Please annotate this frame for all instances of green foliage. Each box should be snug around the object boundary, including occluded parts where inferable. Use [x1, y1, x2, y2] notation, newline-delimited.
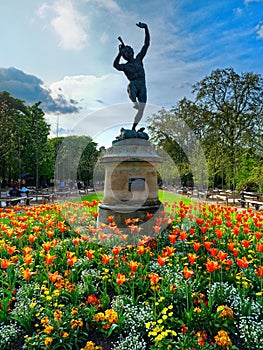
[147, 67, 263, 190]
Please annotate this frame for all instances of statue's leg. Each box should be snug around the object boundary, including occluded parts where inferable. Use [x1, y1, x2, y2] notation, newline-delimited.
[132, 103, 145, 130]
[127, 83, 139, 109]
[132, 86, 147, 130]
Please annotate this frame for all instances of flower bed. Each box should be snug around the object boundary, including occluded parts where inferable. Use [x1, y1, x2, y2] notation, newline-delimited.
[0, 200, 263, 349]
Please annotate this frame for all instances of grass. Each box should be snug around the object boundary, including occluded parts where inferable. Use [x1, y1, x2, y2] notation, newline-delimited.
[81, 189, 193, 208]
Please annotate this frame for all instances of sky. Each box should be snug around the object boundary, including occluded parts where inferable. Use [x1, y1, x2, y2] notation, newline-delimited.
[1, 0, 263, 147]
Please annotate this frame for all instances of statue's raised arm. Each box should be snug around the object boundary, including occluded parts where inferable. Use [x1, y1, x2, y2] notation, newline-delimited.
[136, 22, 150, 60]
[113, 22, 150, 132]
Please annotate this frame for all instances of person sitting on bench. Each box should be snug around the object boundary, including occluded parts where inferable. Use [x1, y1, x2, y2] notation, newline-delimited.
[6, 183, 22, 206]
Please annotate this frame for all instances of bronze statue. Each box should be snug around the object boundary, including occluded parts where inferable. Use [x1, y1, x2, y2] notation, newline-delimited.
[113, 22, 150, 131]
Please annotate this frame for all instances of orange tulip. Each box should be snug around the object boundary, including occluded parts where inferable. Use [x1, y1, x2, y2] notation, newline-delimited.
[217, 250, 228, 261]
[255, 232, 263, 240]
[67, 251, 77, 266]
[256, 242, 263, 252]
[22, 268, 35, 280]
[49, 271, 60, 283]
[183, 266, 194, 279]
[209, 248, 218, 257]
[7, 246, 17, 255]
[45, 254, 57, 266]
[85, 249, 95, 259]
[157, 255, 166, 266]
[148, 272, 161, 284]
[22, 246, 33, 255]
[179, 231, 188, 241]
[136, 245, 145, 255]
[162, 246, 175, 257]
[168, 234, 177, 244]
[205, 259, 220, 273]
[255, 266, 263, 278]
[227, 242, 236, 251]
[112, 246, 121, 255]
[204, 241, 213, 250]
[187, 253, 198, 264]
[237, 256, 249, 268]
[116, 273, 126, 285]
[1, 258, 12, 269]
[28, 234, 37, 243]
[129, 260, 139, 272]
[241, 240, 250, 249]
[43, 242, 52, 252]
[101, 254, 110, 265]
[24, 254, 33, 265]
[107, 215, 114, 223]
[193, 242, 202, 251]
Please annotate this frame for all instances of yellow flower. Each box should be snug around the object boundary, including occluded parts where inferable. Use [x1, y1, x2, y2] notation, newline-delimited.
[71, 307, 78, 315]
[215, 330, 232, 348]
[71, 319, 83, 328]
[154, 334, 163, 342]
[161, 307, 168, 314]
[44, 325, 54, 334]
[194, 307, 202, 313]
[41, 316, 50, 327]
[81, 341, 96, 350]
[217, 305, 234, 319]
[54, 309, 63, 321]
[44, 337, 53, 347]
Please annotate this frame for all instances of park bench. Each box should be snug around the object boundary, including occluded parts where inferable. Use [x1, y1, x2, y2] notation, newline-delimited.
[204, 189, 240, 206]
[0, 195, 31, 207]
[29, 190, 55, 204]
[238, 191, 263, 210]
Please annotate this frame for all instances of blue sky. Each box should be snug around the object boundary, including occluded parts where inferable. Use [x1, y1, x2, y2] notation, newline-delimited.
[1, 0, 263, 146]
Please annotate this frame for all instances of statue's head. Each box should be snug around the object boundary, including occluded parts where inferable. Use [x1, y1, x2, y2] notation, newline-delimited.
[121, 46, 134, 61]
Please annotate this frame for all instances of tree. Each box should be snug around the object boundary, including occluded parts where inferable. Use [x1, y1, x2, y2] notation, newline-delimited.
[0, 92, 50, 186]
[147, 68, 263, 189]
[54, 136, 99, 187]
[0, 92, 28, 181]
[193, 67, 263, 188]
[21, 102, 50, 188]
[147, 102, 208, 189]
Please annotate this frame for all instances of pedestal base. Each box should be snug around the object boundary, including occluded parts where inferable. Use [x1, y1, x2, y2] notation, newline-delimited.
[98, 201, 164, 234]
[97, 137, 164, 236]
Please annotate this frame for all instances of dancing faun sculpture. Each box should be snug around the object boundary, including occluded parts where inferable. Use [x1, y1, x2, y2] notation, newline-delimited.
[113, 22, 150, 132]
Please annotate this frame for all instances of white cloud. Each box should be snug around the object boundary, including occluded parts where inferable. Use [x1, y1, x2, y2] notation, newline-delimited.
[38, 0, 89, 51]
[49, 73, 127, 109]
[256, 24, 263, 38]
[233, 7, 243, 15]
[86, 0, 121, 11]
[46, 72, 162, 145]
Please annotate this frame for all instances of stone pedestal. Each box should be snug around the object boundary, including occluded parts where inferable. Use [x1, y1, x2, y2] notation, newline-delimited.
[98, 138, 163, 231]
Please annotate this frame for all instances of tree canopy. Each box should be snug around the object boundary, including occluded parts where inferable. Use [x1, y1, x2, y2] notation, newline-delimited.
[0, 91, 100, 188]
[147, 68, 263, 191]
